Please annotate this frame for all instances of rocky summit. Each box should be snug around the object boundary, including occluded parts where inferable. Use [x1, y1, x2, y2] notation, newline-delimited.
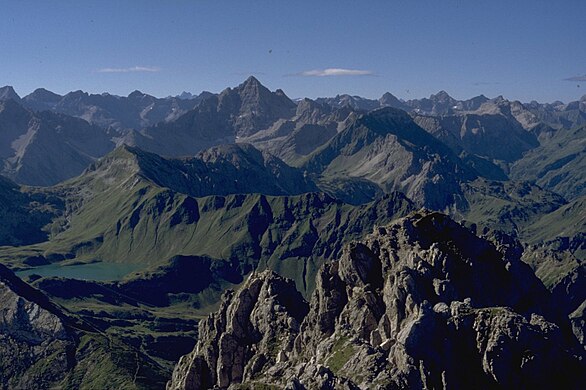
[168, 211, 584, 389]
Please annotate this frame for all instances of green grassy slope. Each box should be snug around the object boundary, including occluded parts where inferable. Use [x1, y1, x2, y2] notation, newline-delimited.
[1, 145, 415, 297]
[510, 125, 586, 200]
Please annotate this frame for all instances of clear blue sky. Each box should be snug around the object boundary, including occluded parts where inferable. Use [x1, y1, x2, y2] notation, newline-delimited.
[1, 0, 585, 103]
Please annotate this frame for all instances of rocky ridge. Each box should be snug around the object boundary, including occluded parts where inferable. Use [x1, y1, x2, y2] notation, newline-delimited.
[20, 88, 206, 131]
[168, 211, 584, 389]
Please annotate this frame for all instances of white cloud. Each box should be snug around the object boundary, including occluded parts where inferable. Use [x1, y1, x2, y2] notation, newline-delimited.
[293, 68, 374, 77]
[97, 66, 161, 73]
[564, 74, 586, 82]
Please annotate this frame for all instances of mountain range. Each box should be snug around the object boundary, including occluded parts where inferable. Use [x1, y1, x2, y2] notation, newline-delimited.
[0, 77, 584, 388]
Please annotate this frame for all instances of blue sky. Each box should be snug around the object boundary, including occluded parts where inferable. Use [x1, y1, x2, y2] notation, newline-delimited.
[1, 1, 585, 103]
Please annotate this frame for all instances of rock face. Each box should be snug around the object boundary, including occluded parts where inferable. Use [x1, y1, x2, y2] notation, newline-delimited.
[238, 98, 350, 167]
[168, 211, 584, 389]
[0, 264, 75, 389]
[168, 271, 308, 389]
[131, 77, 297, 156]
[413, 112, 539, 163]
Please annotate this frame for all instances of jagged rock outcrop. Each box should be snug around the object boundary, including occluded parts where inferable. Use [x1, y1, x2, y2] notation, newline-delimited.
[168, 211, 584, 389]
[0, 264, 75, 389]
[168, 271, 309, 389]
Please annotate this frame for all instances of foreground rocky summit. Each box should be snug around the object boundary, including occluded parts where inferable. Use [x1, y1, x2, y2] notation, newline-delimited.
[168, 211, 584, 389]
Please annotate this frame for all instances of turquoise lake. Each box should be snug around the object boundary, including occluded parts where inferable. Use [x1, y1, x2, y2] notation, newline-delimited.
[15, 262, 143, 281]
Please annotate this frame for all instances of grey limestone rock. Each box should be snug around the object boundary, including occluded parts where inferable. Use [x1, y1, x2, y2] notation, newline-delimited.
[168, 211, 584, 389]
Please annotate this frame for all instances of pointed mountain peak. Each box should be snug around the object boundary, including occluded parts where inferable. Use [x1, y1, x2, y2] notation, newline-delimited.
[379, 92, 407, 109]
[0, 86, 21, 102]
[236, 76, 271, 96]
[25, 88, 62, 101]
[381, 92, 398, 99]
[296, 97, 321, 109]
[243, 75, 262, 86]
[128, 90, 146, 99]
[431, 90, 454, 101]
[81, 143, 166, 184]
[177, 91, 196, 100]
[94, 143, 141, 163]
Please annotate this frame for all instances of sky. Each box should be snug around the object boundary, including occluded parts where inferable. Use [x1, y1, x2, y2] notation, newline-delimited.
[1, 0, 585, 103]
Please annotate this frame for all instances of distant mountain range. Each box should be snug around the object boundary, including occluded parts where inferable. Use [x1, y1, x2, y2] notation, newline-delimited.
[4, 86, 210, 130]
[1, 78, 584, 192]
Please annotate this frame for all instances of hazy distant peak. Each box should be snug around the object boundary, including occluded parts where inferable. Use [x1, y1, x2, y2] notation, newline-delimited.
[380, 92, 399, 99]
[128, 90, 146, 99]
[0, 86, 21, 102]
[379, 92, 408, 109]
[66, 90, 90, 99]
[366, 105, 412, 121]
[431, 90, 454, 101]
[274, 88, 287, 97]
[176, 91, 196, 100]
[296, 97, 323, 110]
[25, 88, 62, 101]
